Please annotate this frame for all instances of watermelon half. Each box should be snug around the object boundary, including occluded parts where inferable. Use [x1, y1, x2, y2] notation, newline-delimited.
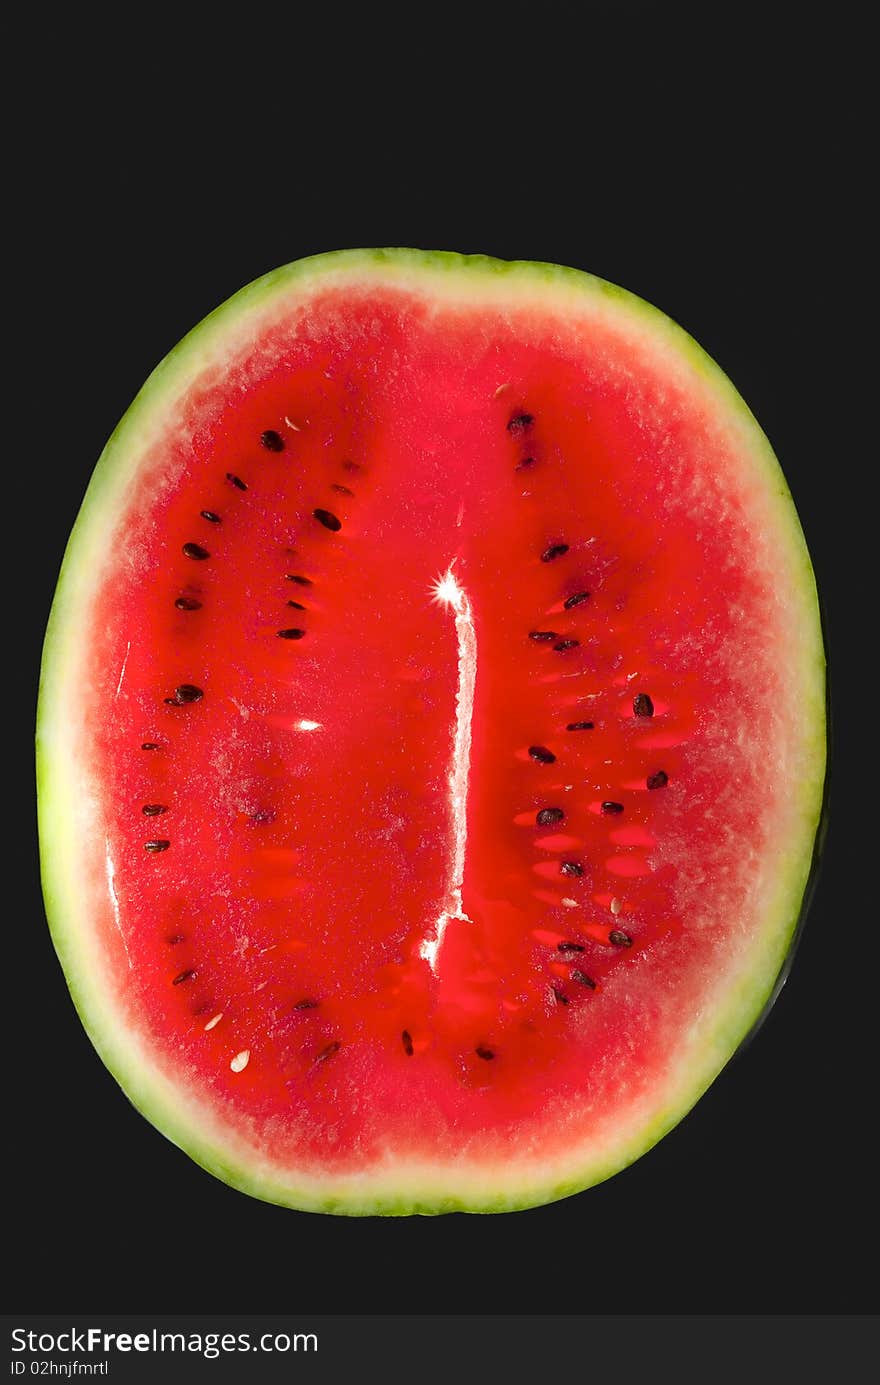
[37, 249, 825, 1215]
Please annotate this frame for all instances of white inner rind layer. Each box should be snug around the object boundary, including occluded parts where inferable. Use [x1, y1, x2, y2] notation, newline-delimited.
[36, 249, 826, 1214]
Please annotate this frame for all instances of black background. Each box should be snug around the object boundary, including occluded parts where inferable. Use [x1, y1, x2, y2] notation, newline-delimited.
[12, 4, 870, 1316]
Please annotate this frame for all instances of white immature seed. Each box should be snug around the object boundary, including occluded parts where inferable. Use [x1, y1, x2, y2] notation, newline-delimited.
[610, 897, 621, 915]
[230, 1049, 250, 1072]
[204, 1013, 223, 1031]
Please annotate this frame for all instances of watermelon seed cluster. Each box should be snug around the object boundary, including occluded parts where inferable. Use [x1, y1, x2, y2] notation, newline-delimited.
[149, 423, 356, 1070]
[516, 495, 675, 1012]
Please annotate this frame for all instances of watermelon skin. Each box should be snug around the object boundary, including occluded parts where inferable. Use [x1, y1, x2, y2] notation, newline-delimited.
[36, 249, 826, 1215]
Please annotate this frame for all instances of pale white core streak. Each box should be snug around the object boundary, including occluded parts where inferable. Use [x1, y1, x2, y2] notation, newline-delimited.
[105, 836, 132, 970]
[114, 641, 131, 700]
[421, 566, 476, 971]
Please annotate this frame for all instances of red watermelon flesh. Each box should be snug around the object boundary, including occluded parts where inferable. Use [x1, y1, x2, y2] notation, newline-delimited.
[37, 251, 825, 1213]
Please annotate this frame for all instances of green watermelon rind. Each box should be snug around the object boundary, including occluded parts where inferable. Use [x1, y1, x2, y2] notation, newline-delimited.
[36, 248, 826, 1215]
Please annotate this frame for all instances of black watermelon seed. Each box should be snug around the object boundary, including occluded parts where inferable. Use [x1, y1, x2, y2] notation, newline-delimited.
[183, 542, 210, 561]
[172, 968, 196, 985]
[476, 1046, 495, 1060]
[141, 742, 160, 750]
[557, 941, 585, 953]
[293, 998, 319, 1011]
[343, 459, 361, 472]
[551, 987, 570, 1005]
[174, 596, 202, 611]
[286, 574, 313, 586]
[142, 804, 167, 816]
[541, 543, 570, 562]
[332, 483, 354, 497]
[529, 630, 558, 642]
[200, 509, 221, 523]
[314, 508, 342, 531]
[610, 929, 633, 947]
[601, 801, 624, 815]
[553, 639, 580, 652]
[314, 1040, 341, 1064]
[174, 684, 203, 703]
[571, 969, 597, 989]
[226, 472, 248, 490]
[261, 429, 285, 452]
[145, 839, 170, 852]
[536, 807, 564, 826]
[647, 770, 669, 790]
[167, 934, 185, 945]
[560, 861, 584, 877]
[277, 628, 306, 640]
[401, 1029, 414, 1056]
[515, 456, 536, 470]
[566, 721, 594, 731]
[507, 412, 534, 433]
[528, 745, 556, 764]
[633, 693, 655, 718]
[564, 591, 591, 610]
[286, 600, 306, 610]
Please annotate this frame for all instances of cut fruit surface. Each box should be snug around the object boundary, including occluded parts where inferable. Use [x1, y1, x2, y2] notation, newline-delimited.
[37, 249, 825, 1214]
